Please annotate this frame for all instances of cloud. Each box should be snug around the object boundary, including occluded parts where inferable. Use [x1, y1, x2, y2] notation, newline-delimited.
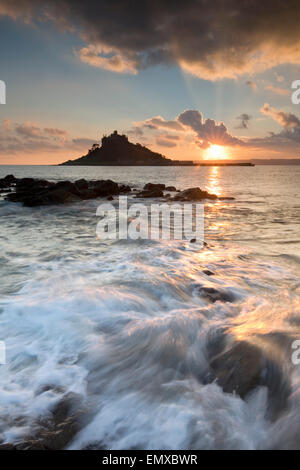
[2, 1, 300, 80]
[155, 138, 177, 148]
[44, 127, 68, 137]
[77, 44, 138, 75]
[178, 110, 244, 148]
[15, 122, 43, 139]
[3, 119, 11, 130]
[246, 81, 257, 91]
[236, 113, 252, 129]
[261, 103, 300, 128]
[137, 116, 184, 132]
[245, 104, 300, 151]
[0, 120, 96, 156]
[275, 72, 285, 83]
[265, 84, 289, 96]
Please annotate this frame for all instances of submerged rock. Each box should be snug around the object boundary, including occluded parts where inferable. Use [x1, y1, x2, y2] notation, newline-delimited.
[210, 341, 263, 398]
[203, 269, 215, 276]
[196, 286, 236, 303]
[208, 340, 291, 417]
[1, 392, 85, 450]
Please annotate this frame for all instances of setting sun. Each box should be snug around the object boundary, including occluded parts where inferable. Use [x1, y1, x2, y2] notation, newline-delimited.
[204, 144, 228, 160]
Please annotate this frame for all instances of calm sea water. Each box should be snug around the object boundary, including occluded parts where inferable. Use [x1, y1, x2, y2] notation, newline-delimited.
[0, 165, 299, 449]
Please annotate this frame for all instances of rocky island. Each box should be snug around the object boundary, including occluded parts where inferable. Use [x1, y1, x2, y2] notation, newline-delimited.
[60, 131, 177, 166]
[60, 130, 254, 167]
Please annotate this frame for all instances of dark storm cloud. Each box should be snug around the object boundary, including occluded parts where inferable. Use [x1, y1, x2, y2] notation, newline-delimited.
[236, 113, 252, 129]
[1, 0, 300, 79]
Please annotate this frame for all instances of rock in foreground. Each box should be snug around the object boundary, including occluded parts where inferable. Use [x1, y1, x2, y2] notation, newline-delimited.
[5, 177, 131, 207]
[173, 187, 218, 201]
[1, 175, 225, 207]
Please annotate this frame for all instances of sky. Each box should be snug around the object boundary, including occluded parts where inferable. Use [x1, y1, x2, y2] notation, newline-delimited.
[1, 0, 300, 164]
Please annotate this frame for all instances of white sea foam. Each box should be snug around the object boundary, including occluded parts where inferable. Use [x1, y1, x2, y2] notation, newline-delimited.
[0, 165, 299, 449]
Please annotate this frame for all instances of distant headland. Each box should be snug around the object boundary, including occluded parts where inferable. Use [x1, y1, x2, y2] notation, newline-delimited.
[60, 130, 254, 166]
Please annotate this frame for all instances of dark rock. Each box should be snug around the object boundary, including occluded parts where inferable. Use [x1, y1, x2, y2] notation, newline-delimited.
[52, 181, 80, 196]
[23, 189, 80, 207]
[136, 189, 164, 198]
[173, 187, 218, 201]
[78, 189, 97, 200]
[0, 188, 12, 194]
[196, 286, 235, 303]
[210, 341, 263, 398]
[4, 174, 16, 184]
[16, 440, 46, 450]
[51, 393, 82, 425]
[38, 417, 78, 450]
[190, 238, 196, 243]
[12, 393, 84, 450]
[119, 184, 131, 193]
[16, 178, 36, 190]
[165, 186, 176, 191]
[74, 179, 89, 190]
[0, 443, 15, 450]
[92, 179, 119, 196]
[143, 183, 165, 191]
[219, 196, 235, 200]
[209, 340, 291, 416]
[203, 269, 215, 276]
[107, 196, 114, 201]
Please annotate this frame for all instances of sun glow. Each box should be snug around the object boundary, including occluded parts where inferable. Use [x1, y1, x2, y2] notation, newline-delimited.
[204, 144, 228, 160]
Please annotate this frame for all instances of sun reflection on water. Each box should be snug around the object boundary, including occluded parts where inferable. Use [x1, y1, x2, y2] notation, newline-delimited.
[205, 166, 222, 196]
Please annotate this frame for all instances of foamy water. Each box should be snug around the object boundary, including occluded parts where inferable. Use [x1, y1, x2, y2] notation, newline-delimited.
[0, 165, 299, 449]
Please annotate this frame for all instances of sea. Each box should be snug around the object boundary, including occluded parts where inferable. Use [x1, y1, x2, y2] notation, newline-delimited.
[0, 164, 299, 449]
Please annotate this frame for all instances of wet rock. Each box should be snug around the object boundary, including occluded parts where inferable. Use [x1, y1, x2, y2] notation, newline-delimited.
[0, 188, 12, 194]
[74, 179, 89, 190]
[51, 181, 81, 196]
[196, 286, 235, 303]
[173, 187, 218, 201]
[0, 443, 15, 450]
[165, 186, 176, 191]
[143, 183, 165, 191]
[50, 392, 82, 425]
[210, 341, 263, 398]
[219, 196, 235, 200]
[4, 174, 16, 184]
[203, 269, 215, 276]
[77, 188, 98, 200]
[92, 179, 120, 196]
[119, 184, 131, 193]
[11, 393, 84, 450]
[209, 340, 291, 417]
[136, 189, 164, 198]
[16, 440, 46, 450]
[190, 238, 196, 243]
[26, 189, 80, 207]
[39, 417, 79, 450]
